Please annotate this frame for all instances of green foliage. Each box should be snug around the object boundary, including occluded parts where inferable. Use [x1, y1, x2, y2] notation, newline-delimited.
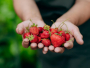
[0, 0, 37, 68]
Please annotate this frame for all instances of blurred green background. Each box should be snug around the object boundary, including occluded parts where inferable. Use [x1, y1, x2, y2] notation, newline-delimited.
[0, 0, 37, 68]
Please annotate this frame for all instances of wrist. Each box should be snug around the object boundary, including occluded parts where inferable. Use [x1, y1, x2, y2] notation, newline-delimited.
[56, 17, 78, 26]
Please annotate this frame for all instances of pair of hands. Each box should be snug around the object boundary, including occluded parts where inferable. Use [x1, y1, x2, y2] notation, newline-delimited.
[16, 20, 84, 54]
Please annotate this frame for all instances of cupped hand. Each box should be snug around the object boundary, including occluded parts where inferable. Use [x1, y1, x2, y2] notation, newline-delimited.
[48, 20, 84, 54]
[16, 20, 47, 52]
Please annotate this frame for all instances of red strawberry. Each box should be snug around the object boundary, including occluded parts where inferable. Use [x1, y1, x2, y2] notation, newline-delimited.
[40, 31, 49, 39]
[39, 33, 42, 37]
[29, 34, 38, 43]
[62, 36, 66, 43]
[50, 34, 65, 47]
[66, 33, 70, 41]
[43, 25, 50, 31]
[58, 31, 66, 38]
[29, 23, 39, 35]
[50, 28, 58, 35]
[38, 27, 43, 33]
[42, 39, 51, 47]
[55, 28, 58, 31]
[37, 37, 41, 43]
[23, 32, 31, 38]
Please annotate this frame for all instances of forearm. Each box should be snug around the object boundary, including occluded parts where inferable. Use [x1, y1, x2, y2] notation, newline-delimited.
[56, 0, 90, 26]
[13, 0, 42, 21]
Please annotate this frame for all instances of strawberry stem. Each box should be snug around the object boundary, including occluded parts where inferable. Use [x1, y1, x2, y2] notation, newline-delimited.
[30, 19, 33, 23]
[48, 30, 51, 36]
[26, 23, 30, 32]
[67, 38, 74, 42]
[58, 19, 68, 28]
[51, 20, 57, 28]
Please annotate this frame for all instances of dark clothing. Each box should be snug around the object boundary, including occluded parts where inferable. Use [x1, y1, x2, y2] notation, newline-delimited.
[35, 0, 90, 68]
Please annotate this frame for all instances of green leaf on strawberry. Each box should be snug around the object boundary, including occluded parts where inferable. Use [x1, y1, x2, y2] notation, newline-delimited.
[28, 34, 34, 41]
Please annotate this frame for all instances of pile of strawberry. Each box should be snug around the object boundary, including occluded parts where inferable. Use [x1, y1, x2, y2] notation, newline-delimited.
[24, 23, 70, 47]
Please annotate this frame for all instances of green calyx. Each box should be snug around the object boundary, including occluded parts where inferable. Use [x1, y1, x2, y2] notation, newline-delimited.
[30, 19, 38, 27]
[26, 35, 30, 41]
[59, 32, 62, 36]
[26, 34, 34, 41]
[55, 33, 58, 35]
[55, 32, 62, 36]
[44, 25, 50, 31]
[58, 28, 62, 32]
[65, 31, 69, 34]
[31, 23, 37, 27]
[41, 39, 47, 40]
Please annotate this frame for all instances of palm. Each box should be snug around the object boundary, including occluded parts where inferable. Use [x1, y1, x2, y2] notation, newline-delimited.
[16, 20, 45, 34]
[16, 20, 46, 49]
[51, 21, 83, 45]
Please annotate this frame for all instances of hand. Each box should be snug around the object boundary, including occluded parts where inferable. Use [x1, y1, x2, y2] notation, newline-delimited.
[16, 20, 46, 51]
[47, 20, 84, 54]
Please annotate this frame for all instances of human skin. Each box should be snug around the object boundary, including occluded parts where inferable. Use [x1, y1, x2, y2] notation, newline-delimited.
[13, 0, 90, 54]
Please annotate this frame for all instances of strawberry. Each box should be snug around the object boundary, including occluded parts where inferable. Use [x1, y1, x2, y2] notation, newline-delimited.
[29, 23, 39, 35]
[42, 39, 51, 47]
[39, 33, 42, 37]
[37, 37, 41, 43]
[40, 31, 49, 39]
[58, 31, 66, 38]
[43, 25, 50, 31]
[23, 32, 31, 38]
[55, 28, 58, 31]
[65, 33, 70, 41]
[50, 28, 58, 35]
[38, 27, 43, 33]
[28, 34, 38, 43]
[50, 34, 65, 47]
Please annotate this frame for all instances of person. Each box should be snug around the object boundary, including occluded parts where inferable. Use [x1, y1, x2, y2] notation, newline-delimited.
[13, 0, 90, 68]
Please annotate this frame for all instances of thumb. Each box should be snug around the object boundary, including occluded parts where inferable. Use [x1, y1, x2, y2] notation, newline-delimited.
[73, 27, 84, 45]
[16, 23, 24, 34]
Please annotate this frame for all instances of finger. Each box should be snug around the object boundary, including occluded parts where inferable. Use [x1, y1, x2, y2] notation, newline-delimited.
[30, 43, 38, 50]
[70, 34, 74, 42]
[64, 35, 74, 49]
[54, 47, 65, 53]
[38, 43, 44, 49]
[22, 38, 29, 48]
[49, 45, 54, 52]
[16, 23, 24, 34]
[73, 27, 84, 45]
[42, 47, 48, 54]
[64, 41, 73, 49]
